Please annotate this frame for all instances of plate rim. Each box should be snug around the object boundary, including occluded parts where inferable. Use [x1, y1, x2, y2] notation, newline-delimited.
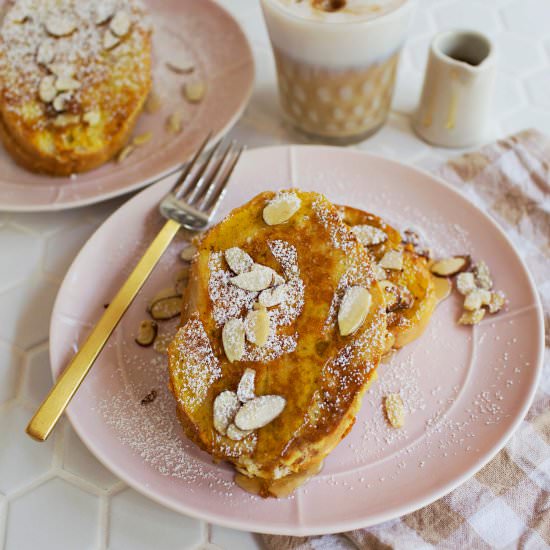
[0, 0, 254, 213]
[49, 145, 545, 535]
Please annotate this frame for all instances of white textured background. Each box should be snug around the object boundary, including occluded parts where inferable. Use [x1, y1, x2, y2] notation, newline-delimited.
[1, 0, 549, 548]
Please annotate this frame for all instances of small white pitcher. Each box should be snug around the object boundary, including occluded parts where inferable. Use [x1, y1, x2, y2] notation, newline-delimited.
[413, 30, 496, 148]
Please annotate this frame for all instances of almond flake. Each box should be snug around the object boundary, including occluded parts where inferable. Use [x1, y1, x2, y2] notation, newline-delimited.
[338, 286, 372, 336]
[83, 111, 101, 127]
[244, 306, 270, 347]
[259, 284, 288, 308]
[230, 265, 274, 292]
[384, 393, 405, 428]
[95, 2, 116, 25]
[458, 308, 485, 325]
[53, 113, 79, 127]
[488, 291, 505, 314]
[213, 390, 240, 435]
[222, 318, 245, 362]
[237, 368, 256, 403]
[351, 224, 387, 246]
[45, 16, 76, 37]
[103, 29, 120, 50]
[379, 250, 403, 271]
[110, 10, 131, 37]
[263, 192, 301, 226]
[464, 288, 491, 311]
[38, 76, 56, 103]
[184, 81, 206, 103]
[456, 272, 476, 295]
[226, 423, 252, 441]
[132, 132, 153, 146]
[180, 244, 197, 262]
[234, 395, 286, 431]
[431, 255, 470, 277]
[47, 63, 75, 78]
[117, 145, 134, 163]
[166, 60, 194, 74]
[225, 247, 254, 274]
[53, 92, 72, 112]
[55, 76, 81, 92]
[473, 260, 493, 290]
[372, 263, 386, 281]
[166, 111, 183, 134]
[11, 9, 30, 23]
[36, 41, 55, 65]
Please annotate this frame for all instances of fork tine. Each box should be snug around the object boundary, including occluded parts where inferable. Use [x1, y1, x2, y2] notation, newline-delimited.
[181, 139, 223, 203]
[204, 145, 244, 214]
[193, 142, 234, 209]
[171, 131, 212, 197]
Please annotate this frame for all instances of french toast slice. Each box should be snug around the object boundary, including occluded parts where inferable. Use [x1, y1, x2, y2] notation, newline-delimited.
[337, 205, 441, 349]
[0, 0, 152, 175]
[168, 190, 388, 497]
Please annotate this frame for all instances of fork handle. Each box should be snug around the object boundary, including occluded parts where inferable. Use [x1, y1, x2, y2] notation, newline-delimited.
[26, 219, 181, 442]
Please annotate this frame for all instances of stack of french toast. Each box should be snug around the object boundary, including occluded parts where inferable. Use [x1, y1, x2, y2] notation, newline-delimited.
[0, 0, 152, 175]
[167, 189, 450, 497]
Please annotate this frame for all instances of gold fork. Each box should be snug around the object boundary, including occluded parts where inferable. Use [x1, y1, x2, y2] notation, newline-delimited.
[26, 134, 244, 441]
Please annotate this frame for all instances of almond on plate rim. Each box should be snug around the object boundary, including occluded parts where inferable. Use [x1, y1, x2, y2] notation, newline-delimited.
[430, 255, 471, 277]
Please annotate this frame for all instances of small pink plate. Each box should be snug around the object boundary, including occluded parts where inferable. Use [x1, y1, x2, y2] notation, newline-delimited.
[50, 146, 544, 535]
[0, 0, 253, 212]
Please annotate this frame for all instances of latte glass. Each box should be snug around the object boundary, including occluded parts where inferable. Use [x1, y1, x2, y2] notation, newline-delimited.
[261, 0, 414, 143]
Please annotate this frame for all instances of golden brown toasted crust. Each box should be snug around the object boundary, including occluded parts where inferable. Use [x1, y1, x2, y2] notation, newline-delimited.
[0, 1, 152, 176]
[337, 205, 439, 349]
[168, 191, 388, 496]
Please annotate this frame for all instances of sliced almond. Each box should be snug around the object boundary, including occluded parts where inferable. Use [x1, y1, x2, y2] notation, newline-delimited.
[473, 260, 493, 290]
[430, 255, 470, 277]
[95, 2, 116, 24]
[117, 144, 134, 163]
[213, 390, 240, 435]
[259, 284, 288, 308]
[47, 63, 75, 78]
[458, 308, 485, 325]
[53, 113, 79, 127]
[145, 90, 162, 114]
[488, 291, 505, 314]
[351, 225, 387, 247]
[180, 244, 197, 262]
[166, 111, 182, 134]
[166, 60, 194, 74]
[244, 306, 270, 347]
[55, 76, 81, 92]
[110, 10, 131, 37]
[464, 288, 491, 311]
[83, 110, 101, 127]
[52, 92, 72, 112]
[230, 265, 274, 292]
[103, 29, 120, 50]
[262, 192, 301, 226]
[403, 229, 420, 247]
[237, 368, 256, 403]
[384, 393, 405, 428]
[149, 295, 182, 320]
[147, 287, 178, 311]
[11, 8, 30, 23]
[133, 131, 153, 146]
[379, 280, 412, 312]
[226, 423, 252, 441]
[225, 247, 254, 275]
[36, 41, 55, 65]
[38, 76, 56, 103]
[338, 286, 372, 336]
[372, 263, 386, 281]
[45, 16, 76, 37]
[135, 320, 158, 347]
[379, 250, 404, 271]
[184, 81, 206, 103]
[222, 318, 245, 362]
[234, 395, 286, 431]
[456, 272, 476, 296]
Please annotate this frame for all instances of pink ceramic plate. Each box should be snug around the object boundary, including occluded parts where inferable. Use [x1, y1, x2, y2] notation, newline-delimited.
[50, 146, 544, 535]
[0, 0, 253, 212]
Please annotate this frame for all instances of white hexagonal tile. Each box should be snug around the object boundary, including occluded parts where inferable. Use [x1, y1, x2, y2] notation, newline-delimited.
[20, 343, 52, 407]
[434, 1, 501, 35]
[0, 225, 42, 293]
[44, 221, 100, 281]
[494, 33, 545, 75]
[210, 525, 262, 550]
[492, 71, 527, 118]
[62, 425, 119, 492]
[109, 488, 205, 550]
[0, 341, 22, 405]
[501, 0, 550, 38]
[0, 404, 55, 495]
[0, 277, 59, 350]
[6, 477, 100, 550]
[524, 69, 550, 110]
